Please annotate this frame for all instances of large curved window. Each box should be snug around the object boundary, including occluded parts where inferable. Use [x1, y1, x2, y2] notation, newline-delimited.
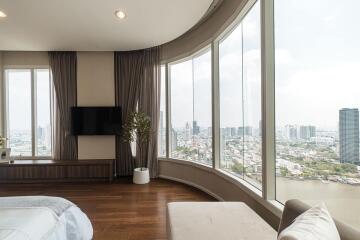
[158, 0, 360, 231]
[170, 49, 212, 165]
[219, 1, 261, 188]
[275, 0, 360, 229]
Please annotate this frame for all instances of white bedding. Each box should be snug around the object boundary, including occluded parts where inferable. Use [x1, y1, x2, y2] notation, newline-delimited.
[0, 197, 93, 240]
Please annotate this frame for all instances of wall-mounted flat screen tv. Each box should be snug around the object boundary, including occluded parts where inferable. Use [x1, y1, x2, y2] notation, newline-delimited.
[71, 107, 122, 135]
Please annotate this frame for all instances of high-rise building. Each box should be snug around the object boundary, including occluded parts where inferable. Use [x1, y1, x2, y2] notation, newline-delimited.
[37, 127, 44, 142]
[339, 108, 359, 165]
[238, 126, 253, 137]
[231, 127, 237, 137]
[224, 127, 231, 137]
[185, 122, 191, 141]
[285, 125, 297, 140]
[220, 129, 226, 163]
[207, 127, 212, 137]
[171, 128, 178, 151]
[299, 125, 316, 140]
[237, 127, 244, 137]
[192, 120, 200, 135]
[259, 120, 262, 137]
[244, 126, 253, 136]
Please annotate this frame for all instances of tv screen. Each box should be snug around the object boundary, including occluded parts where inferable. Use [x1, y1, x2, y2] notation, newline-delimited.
[71, 107, 122, 135]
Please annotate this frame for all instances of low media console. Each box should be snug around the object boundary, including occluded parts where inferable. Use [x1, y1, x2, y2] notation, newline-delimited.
[0, 159, 114, 183]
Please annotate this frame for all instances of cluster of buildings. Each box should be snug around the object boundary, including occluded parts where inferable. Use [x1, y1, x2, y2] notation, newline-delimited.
[158, 108, 360, 183]
[8, 125, 52, 157]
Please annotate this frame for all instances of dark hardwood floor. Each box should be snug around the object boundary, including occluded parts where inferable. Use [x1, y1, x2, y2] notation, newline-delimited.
[0, 178, 215, 240]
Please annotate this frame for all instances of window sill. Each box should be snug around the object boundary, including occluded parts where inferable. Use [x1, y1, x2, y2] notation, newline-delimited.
[158, 157, 283, 218]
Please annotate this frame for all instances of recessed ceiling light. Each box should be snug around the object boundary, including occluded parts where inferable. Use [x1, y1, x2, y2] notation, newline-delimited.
[0, 10, 7, 18]
[115, 10, 126, 19]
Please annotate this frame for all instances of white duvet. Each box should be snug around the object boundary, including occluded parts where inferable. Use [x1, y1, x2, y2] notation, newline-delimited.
[0, 197, 93, 240]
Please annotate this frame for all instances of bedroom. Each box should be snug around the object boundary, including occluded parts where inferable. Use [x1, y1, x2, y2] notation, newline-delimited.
[0, 0, 360, 240]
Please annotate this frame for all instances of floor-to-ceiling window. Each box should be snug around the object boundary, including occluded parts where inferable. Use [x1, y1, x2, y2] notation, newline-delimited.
[157, 0, 360, 231]
[170, 48, 212, 165]
[219, 1, 262, 188]
[5, 68, 52, 158]
[275, 0, 360, 229]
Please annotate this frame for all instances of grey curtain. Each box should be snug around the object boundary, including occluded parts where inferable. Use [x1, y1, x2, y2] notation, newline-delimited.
[138, 47, 161, 177]
[48, 51, 78, 161]
[114, 47, 161, 177]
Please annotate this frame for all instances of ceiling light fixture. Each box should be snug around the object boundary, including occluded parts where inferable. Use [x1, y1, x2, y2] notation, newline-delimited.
[115, 10, 126, 19]
[0, 10, 7, 18]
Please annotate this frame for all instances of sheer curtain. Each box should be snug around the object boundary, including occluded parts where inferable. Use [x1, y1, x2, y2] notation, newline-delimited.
[48, 51, 78, 161]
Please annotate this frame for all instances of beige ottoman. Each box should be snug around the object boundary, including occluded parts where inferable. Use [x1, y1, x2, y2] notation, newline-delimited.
[167, 202, 277, 240]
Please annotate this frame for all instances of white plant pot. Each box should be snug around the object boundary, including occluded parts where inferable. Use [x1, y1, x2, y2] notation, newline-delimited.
[133, 167, 150, 184]
[0, 148, 11, 162]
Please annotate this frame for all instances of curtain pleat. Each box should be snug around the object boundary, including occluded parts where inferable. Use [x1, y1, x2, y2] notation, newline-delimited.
[115, 50, 144, 176]
[114, 47, 161, 177]
[48, 51, 78, 161]
[138, 47, 161, 177]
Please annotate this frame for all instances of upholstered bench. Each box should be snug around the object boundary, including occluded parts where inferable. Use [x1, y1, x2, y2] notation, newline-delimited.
[167, 202, 277, 240]
[167, 200, 360, 240]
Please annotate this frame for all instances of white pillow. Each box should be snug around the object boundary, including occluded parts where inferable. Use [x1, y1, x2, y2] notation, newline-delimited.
[278, 203, 340, 240]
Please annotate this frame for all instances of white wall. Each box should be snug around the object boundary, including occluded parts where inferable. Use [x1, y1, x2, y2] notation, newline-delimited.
[77, 52, 115, 159]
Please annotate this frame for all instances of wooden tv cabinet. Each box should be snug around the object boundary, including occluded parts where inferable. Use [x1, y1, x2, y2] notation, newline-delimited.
[0, 159, 114, 183]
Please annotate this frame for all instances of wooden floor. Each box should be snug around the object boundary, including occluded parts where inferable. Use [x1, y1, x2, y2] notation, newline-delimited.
[0, 178, 215, 240]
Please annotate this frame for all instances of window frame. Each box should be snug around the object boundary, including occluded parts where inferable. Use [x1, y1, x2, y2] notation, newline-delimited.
[216, 0, 263, 190]
[2, 66, 53, 159]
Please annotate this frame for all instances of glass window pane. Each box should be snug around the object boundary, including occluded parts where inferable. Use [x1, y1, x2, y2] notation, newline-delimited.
[219, 1, 261, 189]
[243, 1, 262, 187]
[170, 60, 193, 160]
[6, 69, 32, 156]
[275, 0, 360, 229]
[35, 69, 52, 156]
[158, 65, 166, 157]
[193, 50, 212, 165]
[170, 49, 212, 165]
[219, 21, 244, 176]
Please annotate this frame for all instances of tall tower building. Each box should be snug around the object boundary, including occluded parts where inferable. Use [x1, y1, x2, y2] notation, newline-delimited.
[299, 125, 316, 140]
[171, 128, 178, 151]
[185, 122, 191, 141]
[339, 108, 359, 165]
[192, 120, 200, 135]
[285, 125, 297, 140]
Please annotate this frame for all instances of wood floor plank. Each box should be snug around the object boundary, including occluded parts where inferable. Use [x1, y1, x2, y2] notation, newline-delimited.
[0, 178, 215, 240]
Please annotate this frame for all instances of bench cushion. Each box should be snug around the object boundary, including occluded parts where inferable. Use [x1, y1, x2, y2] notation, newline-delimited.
[167, 202, 277, 240]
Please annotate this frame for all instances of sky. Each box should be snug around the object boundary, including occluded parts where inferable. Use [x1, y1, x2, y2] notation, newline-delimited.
[7, 0, 360, 132]
[275, 0, 360, 129]
[7, 69, 51, 132]
[169, 1, 261, 129]
[167, 0, 360, 131]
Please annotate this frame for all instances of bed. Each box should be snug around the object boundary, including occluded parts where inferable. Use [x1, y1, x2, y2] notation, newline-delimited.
[0, 196, 93, 240]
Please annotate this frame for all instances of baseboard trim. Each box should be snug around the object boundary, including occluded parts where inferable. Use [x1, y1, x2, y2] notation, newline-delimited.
[159, 174, 225, 201]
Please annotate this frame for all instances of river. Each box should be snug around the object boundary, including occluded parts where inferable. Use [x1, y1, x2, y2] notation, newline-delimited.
[276, 177, 360, 230]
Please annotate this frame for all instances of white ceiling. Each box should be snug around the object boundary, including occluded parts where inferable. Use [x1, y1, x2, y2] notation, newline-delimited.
[0, 0, 213, 51]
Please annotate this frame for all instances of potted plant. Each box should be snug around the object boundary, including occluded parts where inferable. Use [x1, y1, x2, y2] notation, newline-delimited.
[0, 136, 10, 162]
[122, 111, 152, 184]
